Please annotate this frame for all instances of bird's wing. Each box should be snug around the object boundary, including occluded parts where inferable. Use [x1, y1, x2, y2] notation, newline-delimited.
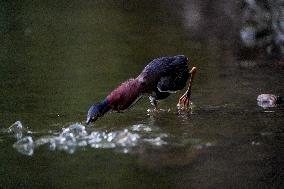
[141, 55, 190, 93]
[157, 69, 189, 93]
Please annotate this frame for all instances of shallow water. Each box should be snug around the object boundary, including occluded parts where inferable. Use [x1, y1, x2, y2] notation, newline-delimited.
[1, 1, 284, 189]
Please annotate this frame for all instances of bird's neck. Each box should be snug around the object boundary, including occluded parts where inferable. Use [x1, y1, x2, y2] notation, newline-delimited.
[106, 78, 144, 110]
[99, 98, 111, 114]
[130, 77, 145, 93]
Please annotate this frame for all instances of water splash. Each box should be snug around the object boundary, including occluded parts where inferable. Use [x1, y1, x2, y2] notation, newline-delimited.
[131, 124, 154, 132]
[9, 121, 216, 156]
[8, 121, 24, 140]
[87, 129, 140, 150]
[143, 136, 168, 146]
[12, 122, 168, 156]
[13, 136, 34, 156]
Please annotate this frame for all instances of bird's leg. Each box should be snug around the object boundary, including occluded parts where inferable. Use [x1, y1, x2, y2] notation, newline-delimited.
[153, 100, 158, 111]
[149, 96, 159, 111]
[178, 67, 197, 108]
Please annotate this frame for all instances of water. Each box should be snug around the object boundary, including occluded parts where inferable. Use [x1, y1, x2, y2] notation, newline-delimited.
[1, 1, 284, 188]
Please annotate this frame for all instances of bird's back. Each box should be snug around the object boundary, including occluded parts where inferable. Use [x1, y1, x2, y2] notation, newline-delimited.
[139, 55, 190, 94]
[142, 55, 188, 75]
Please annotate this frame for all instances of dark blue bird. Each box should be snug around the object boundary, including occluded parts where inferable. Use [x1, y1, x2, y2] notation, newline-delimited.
[86, 55, 197, 124]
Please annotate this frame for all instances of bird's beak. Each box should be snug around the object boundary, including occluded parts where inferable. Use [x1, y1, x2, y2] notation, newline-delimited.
[86, 104, 99, 125]
[86, 117, 92, 125]
[86, 115, 98, 125]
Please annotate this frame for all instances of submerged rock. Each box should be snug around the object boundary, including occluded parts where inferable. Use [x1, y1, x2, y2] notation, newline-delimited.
[257, 94, 282, 108]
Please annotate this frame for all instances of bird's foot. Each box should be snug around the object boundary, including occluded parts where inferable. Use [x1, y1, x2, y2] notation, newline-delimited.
[177, 66, 197, 110]
[177, 93, 193, 110]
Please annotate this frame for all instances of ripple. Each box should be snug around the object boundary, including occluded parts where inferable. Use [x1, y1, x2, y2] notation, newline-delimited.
[193, 142, 215, 150]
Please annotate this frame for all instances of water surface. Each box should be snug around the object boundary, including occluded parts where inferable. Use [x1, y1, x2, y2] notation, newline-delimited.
[1, 1, 284, 189]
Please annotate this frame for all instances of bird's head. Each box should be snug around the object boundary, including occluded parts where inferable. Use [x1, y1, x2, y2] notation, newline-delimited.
[86, 100, 109, 124]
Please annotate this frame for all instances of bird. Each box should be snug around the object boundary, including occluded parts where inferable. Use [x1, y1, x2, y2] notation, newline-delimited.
[86, 55, 197, 124]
